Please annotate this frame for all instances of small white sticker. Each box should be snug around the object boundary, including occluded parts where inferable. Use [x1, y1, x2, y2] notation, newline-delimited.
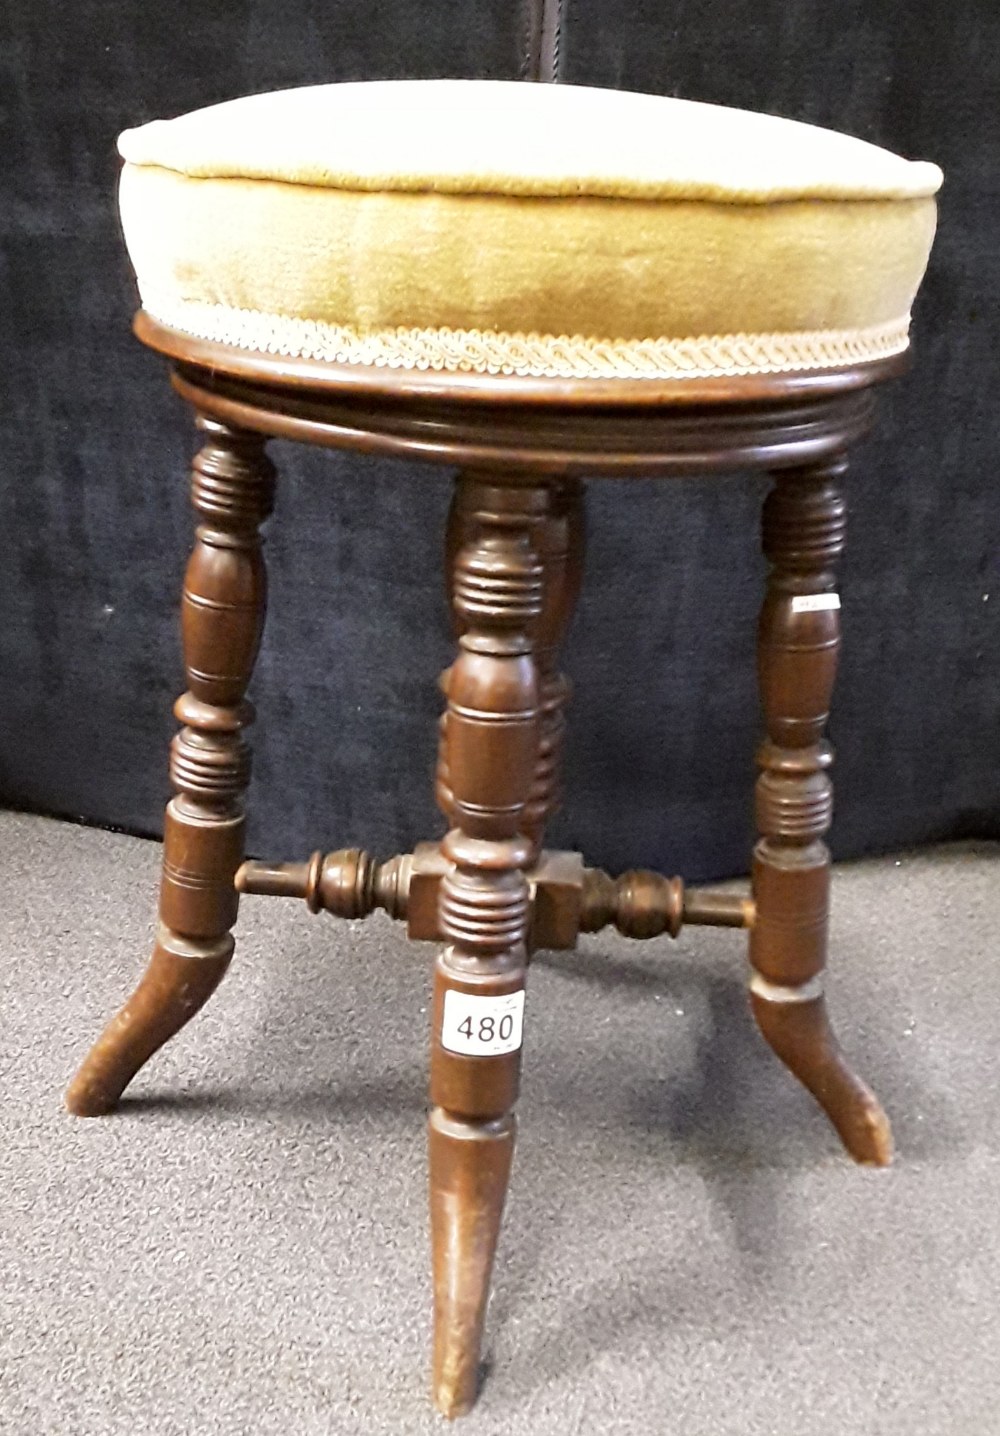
[441, 989, 525, 1057]
[791, 593, 841, 613]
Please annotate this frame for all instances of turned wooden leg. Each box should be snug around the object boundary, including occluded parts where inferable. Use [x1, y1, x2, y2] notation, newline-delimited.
[429, 475, 543, 1417]
[749, 457, 892, 1165]
[522, 478, 584, 859]
[66, 416, 274, 1116]
[436, 479, 583, 862]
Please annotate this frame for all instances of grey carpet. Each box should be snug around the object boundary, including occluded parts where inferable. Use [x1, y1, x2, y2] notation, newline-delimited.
[2, 810, 998, 1435]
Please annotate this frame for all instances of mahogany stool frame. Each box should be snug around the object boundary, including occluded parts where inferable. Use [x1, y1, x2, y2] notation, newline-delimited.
[68, 312, 901, 1418]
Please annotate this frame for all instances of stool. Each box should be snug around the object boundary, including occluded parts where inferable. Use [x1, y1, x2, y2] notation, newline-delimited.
[66, 80, 940, 1417]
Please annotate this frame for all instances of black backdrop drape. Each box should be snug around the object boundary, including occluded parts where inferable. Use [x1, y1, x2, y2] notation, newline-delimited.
[1, 1, 996, 881]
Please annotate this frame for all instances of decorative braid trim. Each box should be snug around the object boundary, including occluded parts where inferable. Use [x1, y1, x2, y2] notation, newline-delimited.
[143, 295, 910, 380]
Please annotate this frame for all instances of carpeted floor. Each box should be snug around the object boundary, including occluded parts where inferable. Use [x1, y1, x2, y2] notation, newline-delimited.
[2, 809, 998, 1435]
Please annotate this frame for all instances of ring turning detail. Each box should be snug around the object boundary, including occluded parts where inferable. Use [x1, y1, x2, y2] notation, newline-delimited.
[68, 321, 897, 1417]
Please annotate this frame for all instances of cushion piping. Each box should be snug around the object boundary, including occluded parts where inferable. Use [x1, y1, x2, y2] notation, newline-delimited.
[138, 295, 912, 379]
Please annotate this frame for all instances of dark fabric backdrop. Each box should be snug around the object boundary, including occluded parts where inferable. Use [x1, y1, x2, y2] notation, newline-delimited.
[1, 1, 997, 881]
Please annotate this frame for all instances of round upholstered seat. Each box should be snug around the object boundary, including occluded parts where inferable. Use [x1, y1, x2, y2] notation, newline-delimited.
[118, 79, 941, 381]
